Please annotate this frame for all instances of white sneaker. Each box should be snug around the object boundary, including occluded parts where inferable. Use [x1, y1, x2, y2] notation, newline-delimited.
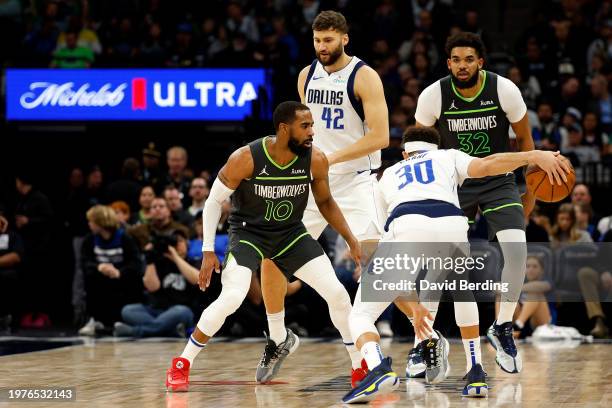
[78, 318, 102, 336]
[376, 320, 394, 338]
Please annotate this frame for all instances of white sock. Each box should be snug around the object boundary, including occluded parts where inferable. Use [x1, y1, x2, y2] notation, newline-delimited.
[345, 342, 363, 369]
[180, 335, 206, 366]
[497, 302, 517, 324]
[515, 320, 524, 329]
[267, 310, 287, 345]
[409, 317, 420, 346]
[462, 337, 482, 373]
[361, 341, 383, 370]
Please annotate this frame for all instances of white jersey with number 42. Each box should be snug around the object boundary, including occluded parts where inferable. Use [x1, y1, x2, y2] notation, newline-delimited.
[378, 149, 475, 215]
[304, 57, 380, 174]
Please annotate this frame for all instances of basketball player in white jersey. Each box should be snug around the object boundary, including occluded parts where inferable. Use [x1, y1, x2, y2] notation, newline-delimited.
[294, 10, 388, 386]
[342, 127, 570, 403]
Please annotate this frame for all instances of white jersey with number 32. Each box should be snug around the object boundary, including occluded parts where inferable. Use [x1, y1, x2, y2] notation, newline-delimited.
[378, 149, 475, 215]
[304, 57, 380, 174]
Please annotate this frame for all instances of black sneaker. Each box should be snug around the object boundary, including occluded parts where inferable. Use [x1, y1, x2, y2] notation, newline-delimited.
[462, 363, 488, 397]
[486, 321, 522, 373]
[406, 342, 426, 378]
[255, 329, 299, 383]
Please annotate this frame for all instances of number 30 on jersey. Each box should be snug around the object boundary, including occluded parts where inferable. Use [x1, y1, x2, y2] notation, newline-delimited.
[396, 159, 435, 189]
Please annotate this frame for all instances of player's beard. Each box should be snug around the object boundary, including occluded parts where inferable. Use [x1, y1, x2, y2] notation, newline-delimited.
[288, 135, 312, 157]
[451, 68, 480, 89]
[316, 43, 343, 66]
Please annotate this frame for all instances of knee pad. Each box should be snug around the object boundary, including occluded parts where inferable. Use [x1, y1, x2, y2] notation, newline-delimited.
[196, 259, 251, 337]
[349, 307, 378, 342]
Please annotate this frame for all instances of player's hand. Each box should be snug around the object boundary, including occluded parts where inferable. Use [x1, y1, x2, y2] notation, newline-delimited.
[347, 237, 362, 276]
[199, 251, 220, 291]
[411, 303, 434, 340]
[0, 215, 8, 233]
[532, 150, 572, 185]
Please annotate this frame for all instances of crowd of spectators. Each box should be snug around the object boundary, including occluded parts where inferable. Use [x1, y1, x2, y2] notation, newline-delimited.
[1, 0, 612, 337]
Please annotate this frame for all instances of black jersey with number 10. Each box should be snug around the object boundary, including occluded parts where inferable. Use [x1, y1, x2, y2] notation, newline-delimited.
[228, 136, 312, 232]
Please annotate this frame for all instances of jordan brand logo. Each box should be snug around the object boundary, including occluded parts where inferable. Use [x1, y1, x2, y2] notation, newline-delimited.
[449, 100, 458, 110]
[259, 165, 269, 176]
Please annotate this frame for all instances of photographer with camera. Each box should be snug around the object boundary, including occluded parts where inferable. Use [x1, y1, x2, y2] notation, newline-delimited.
[116, 197, 197, 337]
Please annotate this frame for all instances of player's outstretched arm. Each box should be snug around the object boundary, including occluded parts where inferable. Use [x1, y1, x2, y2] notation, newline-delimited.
[310, 147, 361, 271]
[326, 66, 389, 166]
[199, 147, 253, 291]
[467, 150, 572, 185]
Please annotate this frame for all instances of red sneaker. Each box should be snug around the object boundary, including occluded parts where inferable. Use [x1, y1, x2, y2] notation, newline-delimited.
[166, 357, 190, 392]
[351, 359, 369, 388]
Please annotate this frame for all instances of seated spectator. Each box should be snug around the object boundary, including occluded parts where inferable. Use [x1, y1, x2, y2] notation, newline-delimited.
[575, 202, 600, 241]
[164, 146, 193, 207]
[105, 158, 142, 212]
[526, 205, 551, 242]
[577, 255, 611, 338]
[188, 178, 209, 217]
[582, 111, 610, 157]
[78, 205, 143, 335]
[550, 203, 593, 248]
[532, 101, 561, 150]
[186, 211, 229, 266]
[558, 107, 582, 150]
[571, 183, 602, 225]
[134, 185, 155, 225]
[587, 74, 612, 133]
[0, 219, 24, 334]
[114, 231, 197, 338]
[55, 16, 102, 56]
[508, 256, 552, 338]
[562, 125, 600, 166]
[163, 185, 194, 229]
[110, 201, 132, 228]
[128, 197, 189, 251]
[50, 30, 94, 68]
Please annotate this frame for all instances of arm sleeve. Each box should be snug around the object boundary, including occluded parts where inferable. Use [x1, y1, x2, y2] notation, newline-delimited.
[450, 149, 476, 186]
[414, 81, 442, 126]
[498, 76, 527, 123]
[202, 178, 234, 251]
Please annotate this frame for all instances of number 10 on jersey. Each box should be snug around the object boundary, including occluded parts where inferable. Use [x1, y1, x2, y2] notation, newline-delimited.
[322, 107, 344, 129]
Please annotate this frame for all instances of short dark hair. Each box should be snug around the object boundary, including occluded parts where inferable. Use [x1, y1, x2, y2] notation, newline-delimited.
[402, 126, 441, 146]
[312, 10, 349, 34]
[445, 32, 486, 59]
[273, 101, 310, 131]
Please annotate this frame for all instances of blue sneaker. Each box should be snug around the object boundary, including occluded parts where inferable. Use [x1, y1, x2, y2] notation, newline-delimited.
[406, 343, 426, 378]
[462, 364, 488, 398]
[487, 321, 522, 373]
[342, 357, 399, 404]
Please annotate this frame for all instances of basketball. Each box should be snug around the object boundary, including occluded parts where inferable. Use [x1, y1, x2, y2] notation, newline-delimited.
[526, 160, 576, 202]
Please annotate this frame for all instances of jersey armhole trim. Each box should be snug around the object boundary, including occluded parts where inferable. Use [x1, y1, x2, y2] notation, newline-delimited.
[347, 60, 366, 121]
[303, 59, 318, 97]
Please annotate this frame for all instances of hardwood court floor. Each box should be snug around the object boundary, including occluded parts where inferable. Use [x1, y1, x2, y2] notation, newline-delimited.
[0, 338, 610, 407]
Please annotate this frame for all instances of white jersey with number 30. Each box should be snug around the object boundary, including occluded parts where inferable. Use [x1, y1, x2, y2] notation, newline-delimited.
[378, 149, 475, 215]
[304, 57, 380, 174]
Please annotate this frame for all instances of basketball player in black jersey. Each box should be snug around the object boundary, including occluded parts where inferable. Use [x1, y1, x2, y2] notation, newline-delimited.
[415, 32, 538, 375]
[166, 101, 363, 391]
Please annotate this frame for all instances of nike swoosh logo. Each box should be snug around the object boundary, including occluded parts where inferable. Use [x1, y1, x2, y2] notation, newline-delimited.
[312, 76, 324, 80]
